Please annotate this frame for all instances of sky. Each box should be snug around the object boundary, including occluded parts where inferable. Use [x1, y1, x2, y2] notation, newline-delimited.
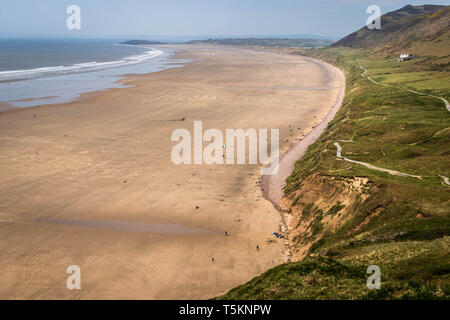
[0, 0, 448, 39]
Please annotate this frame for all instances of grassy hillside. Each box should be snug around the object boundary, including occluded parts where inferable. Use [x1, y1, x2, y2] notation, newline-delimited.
[217, 47, 449, 299]
[215, 5, 450, 299]
[333, 5, 449, 63]
[189, 38, 333, 48]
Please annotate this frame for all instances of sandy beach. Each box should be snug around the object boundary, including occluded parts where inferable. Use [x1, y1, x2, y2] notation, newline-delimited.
[261, 57, 345, 210]
[0, 44, 343, 299]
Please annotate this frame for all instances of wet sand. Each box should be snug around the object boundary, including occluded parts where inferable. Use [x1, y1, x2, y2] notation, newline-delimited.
[0, 44, 343, 299]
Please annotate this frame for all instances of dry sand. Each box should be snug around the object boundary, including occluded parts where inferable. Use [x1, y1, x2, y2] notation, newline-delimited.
[0, 44, 343, 299]
[261, 58, 345, 209]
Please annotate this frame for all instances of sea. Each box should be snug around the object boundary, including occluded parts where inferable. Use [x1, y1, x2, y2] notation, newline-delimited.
[0, 38, 186, 108]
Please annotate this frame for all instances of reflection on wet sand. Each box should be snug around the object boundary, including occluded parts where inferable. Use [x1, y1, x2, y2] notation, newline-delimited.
[36, 218, 217, 235]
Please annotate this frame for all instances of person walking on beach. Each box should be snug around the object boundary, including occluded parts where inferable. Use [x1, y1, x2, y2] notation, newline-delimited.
[256, 245, 259, 251]
[225, 231, 228, 236]
[212, 257, 215, 262]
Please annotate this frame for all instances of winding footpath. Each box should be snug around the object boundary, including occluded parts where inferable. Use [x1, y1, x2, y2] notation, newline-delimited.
[335, 141, 450, 186]
[259, 57, 448, 263]
[352, 64, 449, 185]
[334, 142, 422, 179]
[359, 64, 450, 112]
[261, 59, 448, 258]
[408, 88, 450, 112]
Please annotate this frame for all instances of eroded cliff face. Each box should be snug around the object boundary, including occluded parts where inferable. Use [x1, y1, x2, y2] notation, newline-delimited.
[281, 173, 371, 261]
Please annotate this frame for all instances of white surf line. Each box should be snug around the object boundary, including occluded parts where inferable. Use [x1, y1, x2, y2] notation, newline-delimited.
[0, 47, 166, 82]
[334, 142, 422, 180]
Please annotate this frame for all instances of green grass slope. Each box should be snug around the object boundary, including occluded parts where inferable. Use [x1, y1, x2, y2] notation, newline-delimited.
[333, 5, 450, 62]
[217, 5, 450, 299]
[218, 47, 449, 299]
[189, 38, 333, 48]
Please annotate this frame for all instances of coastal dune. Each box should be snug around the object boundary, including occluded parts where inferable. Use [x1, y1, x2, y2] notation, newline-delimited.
[0, 44, 343, 299]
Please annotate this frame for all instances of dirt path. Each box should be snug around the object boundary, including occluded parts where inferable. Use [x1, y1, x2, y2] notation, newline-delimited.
[334, 142, 450, 186]
[439, 175, 450, 186]
[334, 142, 423, 179]
[358, 63, 449, 185]
[359, 64, 450, 112]
[408, 88, 450, 112]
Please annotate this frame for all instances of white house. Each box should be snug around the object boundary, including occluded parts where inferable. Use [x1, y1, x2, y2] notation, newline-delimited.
[399, 53, 414, 61]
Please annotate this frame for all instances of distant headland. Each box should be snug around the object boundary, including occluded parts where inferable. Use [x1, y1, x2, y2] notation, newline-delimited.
[120, 40, 164, 45]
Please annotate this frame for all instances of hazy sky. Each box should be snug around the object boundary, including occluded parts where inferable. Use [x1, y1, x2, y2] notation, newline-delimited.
[1, 0, 448, 39]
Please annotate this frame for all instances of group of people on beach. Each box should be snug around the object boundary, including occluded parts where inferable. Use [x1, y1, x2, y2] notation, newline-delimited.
[272, 232, 284, 239]
[211, 231, 285, 261]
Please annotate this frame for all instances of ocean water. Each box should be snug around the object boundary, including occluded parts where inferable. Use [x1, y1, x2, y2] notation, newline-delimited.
[0, 38, 186, 107]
